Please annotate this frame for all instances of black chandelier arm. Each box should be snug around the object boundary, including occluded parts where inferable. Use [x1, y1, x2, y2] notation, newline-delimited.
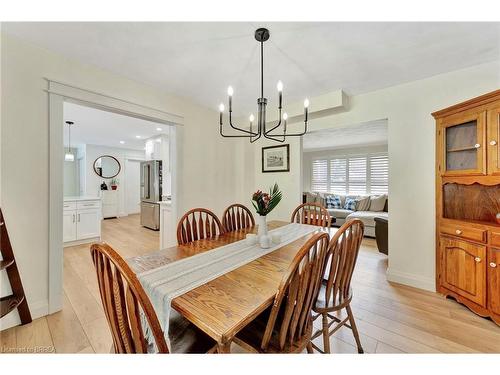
[250, 121, 262, 143]
[228, 110, 259, 136]
[265, 120, 308, 138]
[263, 109, 283, 135]
[220, 122, 257, 138]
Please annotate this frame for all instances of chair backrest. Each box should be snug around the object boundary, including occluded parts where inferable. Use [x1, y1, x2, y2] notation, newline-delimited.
[176, 208, 225, 245]
[90, 243, 169, 353]
[222, 203, 255, 232]
[320, 219, 364, 307]
[291, 203, 332, 228]
[261, 232, 330, 351]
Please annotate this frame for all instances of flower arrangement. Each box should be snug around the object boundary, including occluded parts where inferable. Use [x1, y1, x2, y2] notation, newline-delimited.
[251, 183, 282, 216]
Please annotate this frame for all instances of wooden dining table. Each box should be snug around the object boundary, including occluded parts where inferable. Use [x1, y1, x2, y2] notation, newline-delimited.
[128, 220, 335, 353]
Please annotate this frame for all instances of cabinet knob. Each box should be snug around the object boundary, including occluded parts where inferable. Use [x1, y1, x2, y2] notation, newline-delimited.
[490, 262, 498, 268]
[474, 143, 481, 148]
[455, 229, 462, 235]
[490, 140, 498, 146]
[475, 257, 481, 263]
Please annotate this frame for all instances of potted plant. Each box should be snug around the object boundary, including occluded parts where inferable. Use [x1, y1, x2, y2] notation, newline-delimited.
[110, 178, 119, 190]
[251, 183, 282, 248]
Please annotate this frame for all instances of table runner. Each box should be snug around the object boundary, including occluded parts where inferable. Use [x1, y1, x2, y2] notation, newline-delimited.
[135, 222, 319, 352]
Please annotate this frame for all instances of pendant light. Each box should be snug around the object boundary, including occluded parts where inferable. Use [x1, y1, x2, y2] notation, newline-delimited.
[65, 121, 75, 162]
[218, 28, 309, 143]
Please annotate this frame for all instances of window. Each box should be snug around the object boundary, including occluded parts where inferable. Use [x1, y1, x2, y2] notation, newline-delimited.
[311, 152, 388, 195]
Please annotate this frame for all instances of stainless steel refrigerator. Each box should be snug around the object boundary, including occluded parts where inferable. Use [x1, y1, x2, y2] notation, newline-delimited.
[140, 160, 162, 230]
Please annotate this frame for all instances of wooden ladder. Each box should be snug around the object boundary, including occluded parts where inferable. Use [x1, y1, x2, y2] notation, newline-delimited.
[0, 208, 32, 325]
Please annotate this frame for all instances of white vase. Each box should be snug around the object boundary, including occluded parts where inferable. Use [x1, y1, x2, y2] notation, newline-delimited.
[257, 215, 268, 239]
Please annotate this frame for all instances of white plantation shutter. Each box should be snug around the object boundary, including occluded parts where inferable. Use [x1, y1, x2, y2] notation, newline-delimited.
[311, 159, 328, 192]
[310, 152, 388, 195]
[330, 157, 347, 194]
[370, 153, 389, 194]
[347, 156, 367, 195]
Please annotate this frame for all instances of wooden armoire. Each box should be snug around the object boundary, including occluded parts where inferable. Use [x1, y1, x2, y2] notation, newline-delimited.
[433, 89, 500, 325]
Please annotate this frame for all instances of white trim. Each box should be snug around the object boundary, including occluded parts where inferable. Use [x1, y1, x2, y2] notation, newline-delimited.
[386, 267, 436, 292]
[48, 93, 64, 314]
[44, 78, 184, 125]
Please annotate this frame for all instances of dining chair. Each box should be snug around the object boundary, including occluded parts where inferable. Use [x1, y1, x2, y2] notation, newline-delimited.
[233, 232, 330, 353]
[311, 219, 365, 354]
[291, 202, 332, 228]
[222, 203, 255, 232]
[176, 208, 225, 245]
[90, 242, 216, 353]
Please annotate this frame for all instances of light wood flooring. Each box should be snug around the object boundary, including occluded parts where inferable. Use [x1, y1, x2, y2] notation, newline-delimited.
[1, 214, 500, 353]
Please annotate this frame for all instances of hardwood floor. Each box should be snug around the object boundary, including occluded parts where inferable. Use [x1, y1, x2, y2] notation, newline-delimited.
[1, 214, 500, 353]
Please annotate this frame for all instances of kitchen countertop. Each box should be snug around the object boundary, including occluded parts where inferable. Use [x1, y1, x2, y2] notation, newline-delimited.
[64, 196, 102, 202]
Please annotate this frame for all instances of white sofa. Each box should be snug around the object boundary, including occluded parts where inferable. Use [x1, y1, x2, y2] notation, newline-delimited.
[304, 192, 388, 237]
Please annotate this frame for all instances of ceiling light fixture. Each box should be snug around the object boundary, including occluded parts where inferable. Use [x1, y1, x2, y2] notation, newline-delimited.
[135, 135, 142, 139]
[64, 121, 75, 162]
[219, 28, 309, 143]
[156, 127, 163, 131]
[119, 141, 125, 144]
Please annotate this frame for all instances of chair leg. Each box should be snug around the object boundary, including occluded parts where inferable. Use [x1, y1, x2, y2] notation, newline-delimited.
[306, 342, 314, 354]
[322, 313, 331, 354]
[346, 305, 363, 354]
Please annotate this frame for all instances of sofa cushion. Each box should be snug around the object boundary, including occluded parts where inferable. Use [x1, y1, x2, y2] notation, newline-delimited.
[355, 196, 371, 211]
[325, 194, 342, 209]
[369, 194, 387, 212]
[347, 211, 388, 228]
[327, 208, 353, 219]
[344, 197, 357, 211]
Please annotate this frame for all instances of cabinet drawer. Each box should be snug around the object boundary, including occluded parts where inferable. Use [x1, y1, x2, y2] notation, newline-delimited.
[77, 200, 101, 210]
[440, 223, 486, 243]
[491, 231, 500, 248]
[63, 202, 77, 211]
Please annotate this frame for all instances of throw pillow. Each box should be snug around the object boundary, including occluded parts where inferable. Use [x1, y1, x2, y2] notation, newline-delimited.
[355, 196, 371, 211]
[325, 194, 342, 209]
[369, 194, 387, 212]
[344, 197, 357, 211]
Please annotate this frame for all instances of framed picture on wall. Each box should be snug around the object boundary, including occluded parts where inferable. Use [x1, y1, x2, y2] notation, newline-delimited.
[262, 144, 290, 173]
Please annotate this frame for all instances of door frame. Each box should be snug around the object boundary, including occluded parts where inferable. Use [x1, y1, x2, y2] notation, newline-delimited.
[48, 79, 183, 313]
[123, 157, 145, 216]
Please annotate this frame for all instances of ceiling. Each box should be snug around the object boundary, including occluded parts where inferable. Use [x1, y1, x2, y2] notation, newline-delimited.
[64, 102, 169, 150]
[303, 119, 388, 151]
[4, 22, 500, 116]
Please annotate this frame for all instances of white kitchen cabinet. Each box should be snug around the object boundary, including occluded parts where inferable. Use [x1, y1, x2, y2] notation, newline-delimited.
[101, 190, 119, 218]
[77, 209, 101, 239]
[63, 197, 102, 246]
[63, 210, 77, 242]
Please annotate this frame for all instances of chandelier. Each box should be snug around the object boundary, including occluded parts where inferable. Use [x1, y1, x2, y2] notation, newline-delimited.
[218, 28, 309, 143]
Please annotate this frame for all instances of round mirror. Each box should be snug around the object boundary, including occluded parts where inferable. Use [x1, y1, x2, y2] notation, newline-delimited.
[93, 155, 121, 178]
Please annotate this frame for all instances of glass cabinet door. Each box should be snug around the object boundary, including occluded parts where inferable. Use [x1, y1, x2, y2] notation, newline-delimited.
[441, 111, 486, 176]
[487, 106, 500, 175]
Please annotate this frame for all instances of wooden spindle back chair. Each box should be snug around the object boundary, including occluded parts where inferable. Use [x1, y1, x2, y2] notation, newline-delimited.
[90, 243, 169, 353]
[311, 219, 365, 354]
[222, 203, 255, 232]
[291, 203, 332, 228]
[176, 208, 224, 245]
[234, 232, 330, 353]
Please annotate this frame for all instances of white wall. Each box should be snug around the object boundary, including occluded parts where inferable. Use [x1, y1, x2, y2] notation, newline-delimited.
[243, 60, 500, 292]
[302, 144, 388, 192]
[0, 33, 241, 327]
[84, 144, 144, 216]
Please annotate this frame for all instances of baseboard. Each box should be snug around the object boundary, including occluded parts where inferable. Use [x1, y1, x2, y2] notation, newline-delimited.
[63, 236, 100, 247]
[386, 268, 436, 292]
[0, 299, 49, 331]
